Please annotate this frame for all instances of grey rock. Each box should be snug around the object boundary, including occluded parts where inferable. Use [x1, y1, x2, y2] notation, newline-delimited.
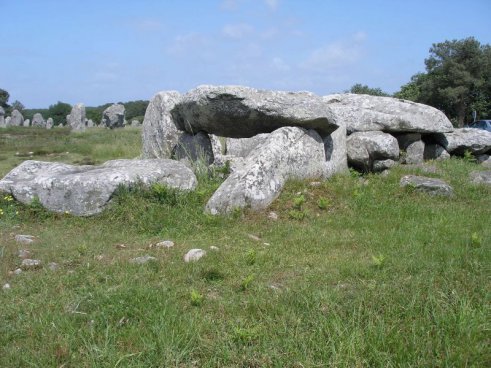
[154, 240, 174, 249]
[68, 103, 86, 131]
[324, 124, 348, 177]
[209, 134, 224, 158]
[0, 106, 4, 128]
[184, 249, 206, 262]
[2, 283, 11, 290]
[101, 104, 125, 129]
[396, 133, 424, 164]
[373, 159, 397, 171]
[400, 175, 453, 196]
[18, 249, 32, 258]
[9, 109, 24, 126]
[86, 119, 94, 128]
[173, 85, 339, 138]
[21, 259, 42, 269]
[12, 268, 23, 275]
[142, 91, 182, 159]
[469, 171, 491, 185]
[32, 113, 45, 127]
[267, 211, 279, 221]
[226, 133, 270, 157]
[433, 128, 491, 155]
[0, 159, 197, 216]
[423, 143, 450, 161]
[5, 116, 11, 126]
[131, 119, 141, 127]
[15, 234, 36, 244]
[347, 131, 399, 172]
[172, 131, 214, 165]
[130, 255, 157, 264]
[476, 154, 491, 168]
[23, 118, 30, 127]
[48, 262, 59, 271]
[323, 94, 453, 134]
[46, 118, 54, 129]
[205, 127, 326, 214]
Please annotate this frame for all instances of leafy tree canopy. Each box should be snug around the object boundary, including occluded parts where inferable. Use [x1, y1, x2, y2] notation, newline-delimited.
[0, 88, 10, 109]
[47, 101, 72, 126]
[347, 83, 390, 97]
[395, 37, 491, 126]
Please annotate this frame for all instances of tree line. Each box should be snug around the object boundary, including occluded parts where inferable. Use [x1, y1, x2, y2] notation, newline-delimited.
[2, 37, 490, 127]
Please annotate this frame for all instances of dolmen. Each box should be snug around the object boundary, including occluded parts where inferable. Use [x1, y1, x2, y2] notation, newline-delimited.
[2, 85, 491, 216]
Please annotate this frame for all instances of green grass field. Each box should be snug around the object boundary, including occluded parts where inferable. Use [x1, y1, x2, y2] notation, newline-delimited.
[1, 127, 490, 367]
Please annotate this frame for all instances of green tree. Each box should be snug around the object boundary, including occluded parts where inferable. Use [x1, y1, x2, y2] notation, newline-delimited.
[10, 100, 25, 112]
[397, 37, 491, 126]
[47, 101, 72, 126]
[0, 88, 10, 109]
[347, 83, 390, 97]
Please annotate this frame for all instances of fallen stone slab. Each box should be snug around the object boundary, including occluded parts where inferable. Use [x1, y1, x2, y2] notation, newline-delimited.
[0, 159, 197, 216]
[323, 94, 454, 134]
[469, 171, 491, 186]
[173, 85, 339, 138]
[400, 175, 453, 196]
[205, 126, 326, 214]
[15, 234, 36, 245]
[130, 255, 157, 264]
[433, 128, 491, 155]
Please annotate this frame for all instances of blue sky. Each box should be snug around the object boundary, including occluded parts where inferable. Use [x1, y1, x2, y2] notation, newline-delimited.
[1, 0, 490, 108]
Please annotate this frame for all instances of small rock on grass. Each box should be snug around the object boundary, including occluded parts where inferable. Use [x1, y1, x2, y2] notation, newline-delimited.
[400, 175, 453, 196]
[470, 170, 491, 185]
[48, 262, 59, 271]
[2, 283, 11, 291]
[152, 240, 174, 249]
[267, 211, 279, 221]
[17, 249, 32, 259]
[210, 246, 219, 251]
[247, 234, 261, 242]
[15, 234, 36, 245]
[130, 255, 157, 264]
[21, 259, 42, 270]
[184, 249, 206, 263]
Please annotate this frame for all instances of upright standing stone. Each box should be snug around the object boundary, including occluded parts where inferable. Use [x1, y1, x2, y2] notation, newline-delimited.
[23, 119, 30, 127]
[5, 116, 11, 126]
[10, 109, 24, 126]
[142, 91, 182, 159]
[172, 131, 214, 165]
[67, 103, 86, 131]
[0, 107, 5, 128]
[324, 124, 348, 177]
[347, 131, 399, 172]
[86, 119, 94, 128]
[46, 118, 54, 129]
[101, 104, 125, 129]
[396, 133, 425, 164]
[32, 113, 45, 127]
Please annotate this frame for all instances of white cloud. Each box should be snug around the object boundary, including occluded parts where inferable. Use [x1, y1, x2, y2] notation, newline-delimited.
[222, 23, 254, 39]
[166, 33, 211, 58]
[301, 32, 367, 72]
[264, 0, 279, 11]
[271, 57, 290, 72]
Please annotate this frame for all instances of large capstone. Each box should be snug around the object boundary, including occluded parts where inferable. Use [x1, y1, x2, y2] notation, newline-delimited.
[172, 85, 339, 138]
[324, 94, 454, 134]
[68, 103, 86, 131]
[0, 159, 197, 216]
[205, 126, 326, 214]
[432, 128, 491, 155]
[102, 104, 125, 129]
[347, 131, 399, 172]
[141, 91, 182, 159]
